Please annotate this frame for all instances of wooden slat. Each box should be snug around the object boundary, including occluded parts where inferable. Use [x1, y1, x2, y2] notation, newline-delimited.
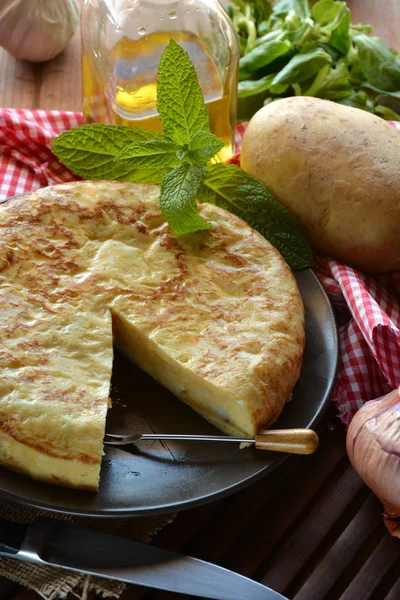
[184, 464, 292, 560]
[0, 50, 39, 109]
[384, 576, 400, 600]
[258, 465, 367, 594]
[120, 501, 229, 600]
[220, 426, 347, 578]
[140, 419, 340, 599]
[38, 27, 82, 112]
[339, 534, 400, 600]
[136, 455, 294, 600]
[142, 422, 348, 600]
[147, 497, 226, 553]
[140, 462, 295, 600]
[191, 424, 344, 564]
[292, 494, 383, 600]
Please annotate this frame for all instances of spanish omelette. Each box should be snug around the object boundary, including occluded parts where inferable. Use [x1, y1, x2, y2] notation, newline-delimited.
[0, 181, 304, 490]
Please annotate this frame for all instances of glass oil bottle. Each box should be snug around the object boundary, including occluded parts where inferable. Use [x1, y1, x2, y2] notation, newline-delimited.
[81, 0, 239, 161]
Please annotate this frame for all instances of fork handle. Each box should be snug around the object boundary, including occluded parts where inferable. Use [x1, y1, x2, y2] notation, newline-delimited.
[255, 428, 319, 455]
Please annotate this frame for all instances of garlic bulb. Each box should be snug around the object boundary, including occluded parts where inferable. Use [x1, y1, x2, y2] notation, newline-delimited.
[0, 0, 80, 62]
[346, 387, 400, 537]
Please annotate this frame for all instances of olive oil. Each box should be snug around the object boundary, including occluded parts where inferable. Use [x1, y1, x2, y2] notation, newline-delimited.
[82, 32, 237, 162]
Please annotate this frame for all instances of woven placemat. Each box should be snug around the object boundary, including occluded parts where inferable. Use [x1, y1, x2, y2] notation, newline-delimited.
[0, 498, 176, 600]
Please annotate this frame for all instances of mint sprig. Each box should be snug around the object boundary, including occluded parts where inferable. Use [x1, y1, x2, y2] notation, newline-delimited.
[157, 39, 210, 145]
[183, 131, 225, 164]
[51, 124, 164, 181]
[116, 140, 179, 169]
[51, 39, 312, 270]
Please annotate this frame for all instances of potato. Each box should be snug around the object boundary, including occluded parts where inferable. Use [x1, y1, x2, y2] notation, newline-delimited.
[241, 96, 400, 273]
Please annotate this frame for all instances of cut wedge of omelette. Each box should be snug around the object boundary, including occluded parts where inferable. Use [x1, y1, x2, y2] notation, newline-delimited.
[0, 181, 305, 490]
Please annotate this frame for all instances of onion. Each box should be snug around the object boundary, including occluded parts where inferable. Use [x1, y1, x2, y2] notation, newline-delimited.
[0, 0, 80, 63]
[346, 387, 400, 537]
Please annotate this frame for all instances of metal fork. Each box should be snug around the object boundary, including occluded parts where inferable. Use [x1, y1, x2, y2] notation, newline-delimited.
[104, 428, 319, 455]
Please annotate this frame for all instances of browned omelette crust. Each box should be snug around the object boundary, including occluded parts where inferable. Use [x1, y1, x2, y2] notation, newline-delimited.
[0, 181, 305, 489]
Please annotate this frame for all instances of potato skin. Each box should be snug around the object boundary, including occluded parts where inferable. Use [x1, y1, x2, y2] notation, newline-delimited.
[241, 96, 400, 273]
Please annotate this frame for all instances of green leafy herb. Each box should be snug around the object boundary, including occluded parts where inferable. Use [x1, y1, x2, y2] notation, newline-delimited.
[157, 38, 209, 145]
[273, 0, 310, 19]
[116, 140, 179, 168]
[123, 168, 171, 185]
[239, 39, 291, 79]
[329, 5, 351, 55]
[160, 163, 209, 234]
[354, 34, 400, 92]
[227, 0, 400, 121]
[361, 82, 400, 100]
[51, 124, 163, 180]
[374, 104, 400, 119]
[311, 0, 339, 26]
[338, 89, 375, 112]
[272, 48, 332, 86]
[316, 61, 352, 99]
[183, 131, 225, 165]
[52, 39, 312, 270]
[238, 74, 276, 99]
[198, 164, 313, 270]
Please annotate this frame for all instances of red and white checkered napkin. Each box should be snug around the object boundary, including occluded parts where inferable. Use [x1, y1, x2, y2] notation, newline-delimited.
[1, 108, 399, 424]
[0, 109, 83, 198]
[314, 263, 400, 424]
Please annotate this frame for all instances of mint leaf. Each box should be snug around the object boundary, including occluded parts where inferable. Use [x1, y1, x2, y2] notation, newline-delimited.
[52, 124, 163, 179]
[160, 163, 210, 234]
[115, 140, 179, 169]
[157, 39, 210, 145]
[124, 168, 172, 185]
[180, 131, 225, 165]
[199, 164, 313, 270]
[196, 183, 216, 204]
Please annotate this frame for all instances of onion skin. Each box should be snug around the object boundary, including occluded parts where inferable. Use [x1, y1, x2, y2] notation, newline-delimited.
[346, 387, 400, 537]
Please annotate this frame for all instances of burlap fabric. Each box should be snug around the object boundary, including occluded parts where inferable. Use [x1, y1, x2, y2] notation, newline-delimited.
[0, 498, 176, 600]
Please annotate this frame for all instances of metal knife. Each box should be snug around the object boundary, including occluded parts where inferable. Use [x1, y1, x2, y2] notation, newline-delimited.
[0, 517, 287, 600]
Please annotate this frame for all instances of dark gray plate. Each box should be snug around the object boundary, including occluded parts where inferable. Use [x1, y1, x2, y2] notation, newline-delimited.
[0, 270, 338, 517]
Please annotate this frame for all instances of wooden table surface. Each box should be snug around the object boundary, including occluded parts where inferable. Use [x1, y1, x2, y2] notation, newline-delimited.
[0, 1, 399, 599]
